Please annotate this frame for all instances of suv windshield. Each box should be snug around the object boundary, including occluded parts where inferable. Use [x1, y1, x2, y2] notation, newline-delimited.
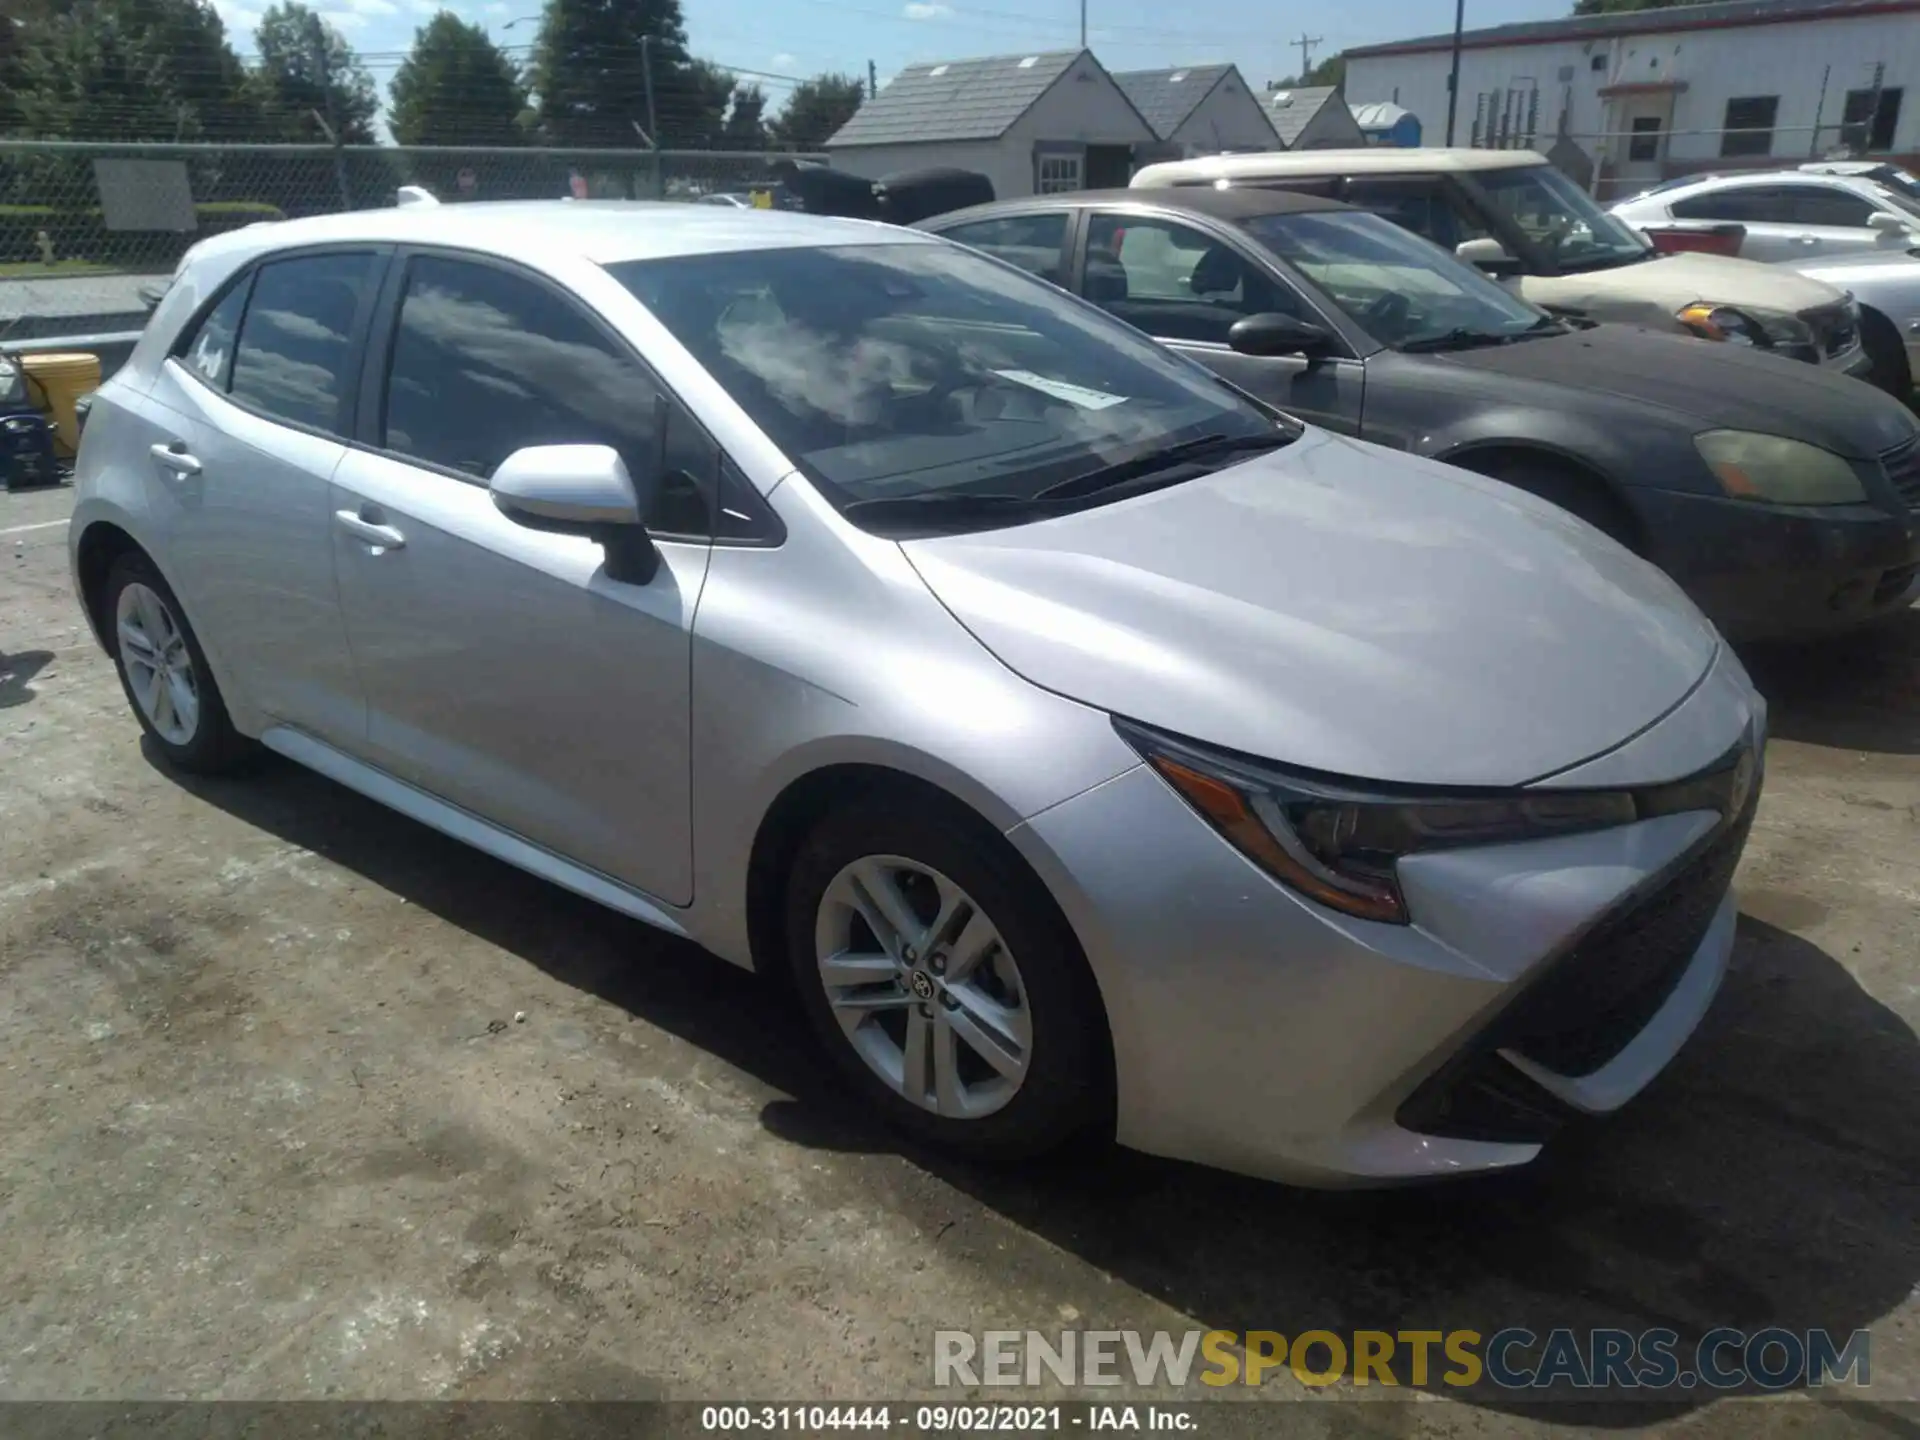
[1470, 163, 1652, 272]
[1242, 209, 1554, 349]
[609, 242, 1285, 529]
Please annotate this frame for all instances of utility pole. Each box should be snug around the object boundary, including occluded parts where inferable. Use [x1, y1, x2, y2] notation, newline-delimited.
[1292, 33, 1322, 82]
[1080, 0, 1087, 48]
[868, 59, 878, 99]
[1444, 0, 1466, 146]
[640, 33, 658, 146]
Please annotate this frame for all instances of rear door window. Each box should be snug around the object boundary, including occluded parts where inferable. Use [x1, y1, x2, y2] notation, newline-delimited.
[228, 252, 378, 434]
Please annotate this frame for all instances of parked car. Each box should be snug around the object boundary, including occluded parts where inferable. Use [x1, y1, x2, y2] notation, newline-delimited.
[1130, 149, 1873, 383]
[922, 187, 1920, 641]
[1799, 160, 1920, 205]
[74, 199, 1768, 1187]
[1782, 246, 1920, 403]
[1612, 168, 1920, 264]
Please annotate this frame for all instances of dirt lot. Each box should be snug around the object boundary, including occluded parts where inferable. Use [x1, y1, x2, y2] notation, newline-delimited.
[2, 480, 1917, 1433]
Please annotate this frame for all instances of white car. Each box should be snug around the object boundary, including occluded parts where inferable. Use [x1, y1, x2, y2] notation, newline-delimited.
[1614, 169, 1920, 265]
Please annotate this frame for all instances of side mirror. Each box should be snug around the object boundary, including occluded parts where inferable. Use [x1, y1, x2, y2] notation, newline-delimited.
[490, 444, 661, 585]
[1456, 236, 1520, 275]
[1869, 211, 1915, 235]
[1227, 312, 1333, 358]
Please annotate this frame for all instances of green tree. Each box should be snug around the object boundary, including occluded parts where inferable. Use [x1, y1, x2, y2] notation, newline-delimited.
[249, 1, 378, 144]
[4, 0, 257, 140]
[390, 11, 530, 146]
[768, 72, 865, 149]
[533, 0, 698, 146]
[1268, 54, 1345, 91]
[721, 80, 769, 150]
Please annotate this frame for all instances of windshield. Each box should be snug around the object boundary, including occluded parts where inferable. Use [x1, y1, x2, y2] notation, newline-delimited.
[609, 242, 1281, 524]
[1242, 209, 1552, 349]
[1470, 163, 1652, 272]
[1870, 180, 1920, 221]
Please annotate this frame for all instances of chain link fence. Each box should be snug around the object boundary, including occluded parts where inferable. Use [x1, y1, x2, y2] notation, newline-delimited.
[0, 140, 825, 338]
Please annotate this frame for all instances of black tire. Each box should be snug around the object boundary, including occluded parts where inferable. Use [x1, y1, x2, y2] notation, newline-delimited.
[783, 794, 1111, 1160]
[1860, 306, 1915, 409]
[1461, 455, 1640, 551]
[103, 551, 253, 774]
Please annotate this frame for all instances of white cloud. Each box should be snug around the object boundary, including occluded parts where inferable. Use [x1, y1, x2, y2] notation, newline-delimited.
[318, 8, 370, 29]
[484, 1, 511, 13]
[211, 0, 264, 33]
[339, 0, 399, 14]
[903, 1, 952, 16]
[405, 0, 439, 10]
[771, 52, 797, 68]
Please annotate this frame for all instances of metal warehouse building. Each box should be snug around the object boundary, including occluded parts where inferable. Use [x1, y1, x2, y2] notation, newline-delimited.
[1343, 0, 1920, 197]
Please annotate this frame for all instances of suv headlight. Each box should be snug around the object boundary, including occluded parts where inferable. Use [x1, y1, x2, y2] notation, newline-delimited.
[1694, 430, 1868, 505]
[1676, 303, 1815, 350]
[1116, 720, 1654, 925]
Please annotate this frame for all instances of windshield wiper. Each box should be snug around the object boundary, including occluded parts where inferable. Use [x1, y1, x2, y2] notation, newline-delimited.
[1033, 431, 1292, 503]
[1400, 318, 1561, 353]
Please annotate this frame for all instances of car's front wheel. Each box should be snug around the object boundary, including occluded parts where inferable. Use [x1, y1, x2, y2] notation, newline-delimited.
[104, 552, 251, 773]
[784, 796, 1110, 1159]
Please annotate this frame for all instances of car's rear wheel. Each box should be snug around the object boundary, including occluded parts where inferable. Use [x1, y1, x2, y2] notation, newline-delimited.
[104, 552, 251, 773]
[784, 797, 1110, 1159]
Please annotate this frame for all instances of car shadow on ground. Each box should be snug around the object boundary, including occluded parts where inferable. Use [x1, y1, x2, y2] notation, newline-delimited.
[162, 746, 1920, 1425]
[1737, 606, 1920, 754]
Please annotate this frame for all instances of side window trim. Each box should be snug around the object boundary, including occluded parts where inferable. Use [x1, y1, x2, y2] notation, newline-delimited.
[171, 243, 391, 444]
[357, 244, 775, 545]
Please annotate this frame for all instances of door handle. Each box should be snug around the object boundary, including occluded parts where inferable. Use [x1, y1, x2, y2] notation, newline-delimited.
[149, 441, 201, 477]
[334, 509, 407, 551]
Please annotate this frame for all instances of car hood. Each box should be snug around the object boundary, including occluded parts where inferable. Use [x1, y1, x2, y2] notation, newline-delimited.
[903, 432, 1719, 788]
[1520, 251, 1844, 322]
[1441, 324, 1920, 458]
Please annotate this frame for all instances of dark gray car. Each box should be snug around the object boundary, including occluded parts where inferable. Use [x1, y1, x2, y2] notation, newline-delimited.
[920, 187, 1920, 642]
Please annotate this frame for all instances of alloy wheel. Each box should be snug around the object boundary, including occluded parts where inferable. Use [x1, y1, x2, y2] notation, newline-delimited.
[116, 581, 199, 746]
[813, 854, 1033, 1119]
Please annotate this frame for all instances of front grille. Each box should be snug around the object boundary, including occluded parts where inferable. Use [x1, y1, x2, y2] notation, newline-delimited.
[1882, 435, 1920, 514]
[1397, 767, 1760, 1145]
[1804, 301, 1860, 360]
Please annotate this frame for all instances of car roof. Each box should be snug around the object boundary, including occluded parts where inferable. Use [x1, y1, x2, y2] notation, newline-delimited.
[184, 200, 928, 271]
[927, 186, 1356, 228]
[1133, 147, 1546, 187]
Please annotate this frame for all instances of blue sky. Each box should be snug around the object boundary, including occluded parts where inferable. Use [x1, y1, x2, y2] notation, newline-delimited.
[212, 0, 1567, 121]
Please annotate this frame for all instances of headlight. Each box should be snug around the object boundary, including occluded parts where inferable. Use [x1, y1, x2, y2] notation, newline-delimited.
[1694, 430, 1868, 505]
[1117, 721, 1650, 925]
[1676, 303, 1815, 350]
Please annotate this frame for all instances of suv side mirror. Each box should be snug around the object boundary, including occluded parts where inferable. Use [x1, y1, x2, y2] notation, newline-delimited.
[1869, 211, 1915, 235]
[1456, 236, 1520, 275]
[1228, 312, 1333, 358]
[490, 444, 662, 585]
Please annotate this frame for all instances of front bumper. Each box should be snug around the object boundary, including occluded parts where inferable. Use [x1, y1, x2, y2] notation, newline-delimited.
[1632, 488, 1919, 642]
[1007, 664, 1764, 1188]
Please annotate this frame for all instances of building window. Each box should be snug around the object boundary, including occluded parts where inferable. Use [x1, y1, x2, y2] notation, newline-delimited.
[1842, 87, 1903, 152]
[1590, 54, 1607, 72]
[1721, 95, 1778, 157]
[1628, 116, 1662, 162]
[1036, 152, 1083, 194]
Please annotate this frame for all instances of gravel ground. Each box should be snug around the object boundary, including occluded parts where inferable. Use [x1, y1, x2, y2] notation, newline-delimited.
[2, 481, 1916, 1435]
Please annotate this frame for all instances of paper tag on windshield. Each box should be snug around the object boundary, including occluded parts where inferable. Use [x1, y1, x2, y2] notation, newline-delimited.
[993, 370, 1128, 410]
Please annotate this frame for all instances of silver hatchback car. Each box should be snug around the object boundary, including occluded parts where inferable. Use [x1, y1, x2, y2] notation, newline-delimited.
[72, 202, 1765, 1186]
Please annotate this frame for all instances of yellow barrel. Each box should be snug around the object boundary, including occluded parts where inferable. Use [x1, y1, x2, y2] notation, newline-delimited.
[20, 352, 103, 459]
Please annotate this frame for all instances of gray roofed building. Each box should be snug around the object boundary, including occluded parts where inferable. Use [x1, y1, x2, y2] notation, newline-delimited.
[827, 51, 1085, 146]
[1112, 65, 1280, 156]
[825, 49, 1157, 199]
[1264, 86, 1367, 150]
